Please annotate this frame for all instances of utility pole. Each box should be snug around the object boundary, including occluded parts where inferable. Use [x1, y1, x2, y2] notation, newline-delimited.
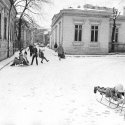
[111, 7, 120, 52]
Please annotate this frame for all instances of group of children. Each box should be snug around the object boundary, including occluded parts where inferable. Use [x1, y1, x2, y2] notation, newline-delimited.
[10, 43, 65, 66]
[10, 49, 29, 66]
[10, 46, 49, 66]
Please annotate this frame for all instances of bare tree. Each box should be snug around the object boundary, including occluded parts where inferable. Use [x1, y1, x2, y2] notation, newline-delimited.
[14, 0, 51, 50]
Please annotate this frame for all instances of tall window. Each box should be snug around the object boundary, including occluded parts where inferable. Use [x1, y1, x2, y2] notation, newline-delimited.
[55, 26, 57, 43]
[59, 22, 61, 44]
[4, 17, 7, 39]
[0, 13, 1, 39]
[91, 25, 98, 42]
[74, 24, 82, 41]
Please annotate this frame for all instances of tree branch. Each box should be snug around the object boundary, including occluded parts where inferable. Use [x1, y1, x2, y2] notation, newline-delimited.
[26, 8, 40, 14]
[15, 4, 25, 8]
[14, 0, 23, 6]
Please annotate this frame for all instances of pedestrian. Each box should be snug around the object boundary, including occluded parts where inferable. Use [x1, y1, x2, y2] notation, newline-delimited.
[55, 44, 65, 60]
[19, 49, 24, 64]
[54, 42, 58, 49]
[23, 50, 29, 65]
[10, 57, 20, 66]
[31, 45, 38, 65]
[29, 44, 33, 56]
[11, 50, 24, 66]
[39, 49, 49, 63]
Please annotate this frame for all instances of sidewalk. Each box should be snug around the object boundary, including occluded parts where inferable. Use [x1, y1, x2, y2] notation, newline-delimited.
[0, 52, 19, 70]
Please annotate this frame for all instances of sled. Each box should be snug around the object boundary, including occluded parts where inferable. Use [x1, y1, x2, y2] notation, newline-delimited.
[94, 86, 125, 111]
[17, 64, 30, 67]
[10, 63, 30, 67]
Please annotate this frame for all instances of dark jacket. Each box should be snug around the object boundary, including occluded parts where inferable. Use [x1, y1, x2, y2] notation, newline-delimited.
[56, 45, 64, 55]
[39, 51, 44, 58]
[29, 45, 33, 52]
[33, 47, 38, 56]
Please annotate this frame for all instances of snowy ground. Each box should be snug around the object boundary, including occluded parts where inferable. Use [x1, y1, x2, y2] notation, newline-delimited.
[0, 47, 125, 125]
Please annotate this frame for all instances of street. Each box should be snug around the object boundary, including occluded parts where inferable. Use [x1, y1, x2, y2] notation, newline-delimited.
[0, 48, 125, 125]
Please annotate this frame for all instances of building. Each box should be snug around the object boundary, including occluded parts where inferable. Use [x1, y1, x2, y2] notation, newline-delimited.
[32, 28, 50, 46]
[50, 5, 125, 55]
[0, 0, 17, 61]
[44, 31, 50, 46]
[20, 20, 32, 49]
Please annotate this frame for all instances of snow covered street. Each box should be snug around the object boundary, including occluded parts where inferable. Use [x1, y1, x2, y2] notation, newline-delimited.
[0, 48, 125, 125]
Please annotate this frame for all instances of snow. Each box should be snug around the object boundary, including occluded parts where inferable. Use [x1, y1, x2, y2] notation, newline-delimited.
[0, 47, 125, 125]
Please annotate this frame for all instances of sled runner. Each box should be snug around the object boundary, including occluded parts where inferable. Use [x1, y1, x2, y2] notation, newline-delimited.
[94, 86, 125, 111]
[17, 64, 30, 67]
[96, 97, 119, 109]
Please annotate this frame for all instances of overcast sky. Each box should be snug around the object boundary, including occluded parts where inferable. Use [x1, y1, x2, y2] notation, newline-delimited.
[35, 0, 125, 29]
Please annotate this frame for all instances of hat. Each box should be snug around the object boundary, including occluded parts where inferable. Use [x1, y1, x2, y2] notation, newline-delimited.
[115, 84, 124, 93]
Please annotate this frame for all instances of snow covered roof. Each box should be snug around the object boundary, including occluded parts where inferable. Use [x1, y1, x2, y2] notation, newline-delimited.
[67, 4, 113, 13]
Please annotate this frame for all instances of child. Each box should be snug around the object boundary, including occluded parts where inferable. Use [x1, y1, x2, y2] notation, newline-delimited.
[55, 44, 65, 60]
[23, 51, 29, 65]
[39, 49, 49, 63]
[10, 57, 20, 66]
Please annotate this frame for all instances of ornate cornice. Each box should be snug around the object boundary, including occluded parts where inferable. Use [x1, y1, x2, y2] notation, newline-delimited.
[52, 9, 112, 27]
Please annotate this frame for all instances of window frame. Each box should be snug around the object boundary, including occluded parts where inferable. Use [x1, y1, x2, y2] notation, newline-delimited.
[55, 25, 57, 44]
[91, 25, 99, 42]
[0, 13, 1, 39]
[4, 17, 7, 40]
[59, 21, 61, 44]
[74, 24, 82, 42]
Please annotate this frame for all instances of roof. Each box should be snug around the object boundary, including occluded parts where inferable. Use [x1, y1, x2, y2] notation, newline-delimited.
[52, 8, 113, 27]
[52, 6, 125, 27]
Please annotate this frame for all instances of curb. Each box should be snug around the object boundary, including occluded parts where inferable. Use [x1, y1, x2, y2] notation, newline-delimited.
[0, 60, 13, 71]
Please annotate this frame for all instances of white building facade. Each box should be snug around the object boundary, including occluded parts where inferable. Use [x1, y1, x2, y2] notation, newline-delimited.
[0, 0, 16, 61]
[50, 7, 125, 54]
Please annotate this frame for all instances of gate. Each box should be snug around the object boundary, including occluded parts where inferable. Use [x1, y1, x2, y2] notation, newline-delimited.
[109, 42, 125, 53]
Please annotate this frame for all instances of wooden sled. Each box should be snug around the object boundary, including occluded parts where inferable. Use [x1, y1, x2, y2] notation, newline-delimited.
[94, 86, 125, 111]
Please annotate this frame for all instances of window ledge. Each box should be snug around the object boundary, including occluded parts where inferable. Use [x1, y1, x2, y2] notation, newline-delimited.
[72, 41, 84, 46]
[89, 42, 100, 48]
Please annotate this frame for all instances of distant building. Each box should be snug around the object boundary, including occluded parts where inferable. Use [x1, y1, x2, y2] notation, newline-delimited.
[32, 28, 50, 45]
[0, 0, 16, 61]
[50, 5, 125, 54]
[44, 31, 50, 46]
[20, 20, 32, 49]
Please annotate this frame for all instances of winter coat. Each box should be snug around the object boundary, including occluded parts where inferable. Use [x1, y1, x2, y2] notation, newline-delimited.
[105, 87, 116, 98]
[29, 45, 33, 52]
[56, 45, 64, 55]
[33, 47, 38, 56]
[19, 53, 24, 62]
[39, 51, 44, 58]
[24, 53, 29, 63]
[13, 57, 20, 64]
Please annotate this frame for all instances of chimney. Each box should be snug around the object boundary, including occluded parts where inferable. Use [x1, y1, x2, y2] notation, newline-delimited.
[123, 7, 125, 15]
